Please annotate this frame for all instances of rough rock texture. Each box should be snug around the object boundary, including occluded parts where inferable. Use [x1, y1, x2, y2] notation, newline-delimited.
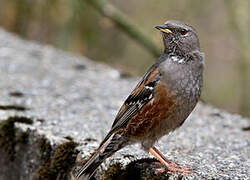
[0, 29, 249, 180]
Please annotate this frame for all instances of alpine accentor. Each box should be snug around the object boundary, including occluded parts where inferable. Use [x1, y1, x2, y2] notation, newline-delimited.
[74, 20, 204, 180]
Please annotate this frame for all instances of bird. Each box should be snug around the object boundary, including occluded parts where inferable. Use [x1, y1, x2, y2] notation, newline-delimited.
[74, 20, 204, 180]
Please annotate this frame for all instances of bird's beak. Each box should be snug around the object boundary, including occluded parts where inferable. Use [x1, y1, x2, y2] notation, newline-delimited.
[155, 25, 173, 34]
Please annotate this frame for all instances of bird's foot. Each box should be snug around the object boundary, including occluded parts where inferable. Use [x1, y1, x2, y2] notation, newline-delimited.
[149, 146, 192, 174]
[152, 161, 191, 174]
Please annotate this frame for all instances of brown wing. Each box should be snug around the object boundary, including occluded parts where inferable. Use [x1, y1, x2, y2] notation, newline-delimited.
[98, 66, 160, 148]
[111, 67, 160, 130]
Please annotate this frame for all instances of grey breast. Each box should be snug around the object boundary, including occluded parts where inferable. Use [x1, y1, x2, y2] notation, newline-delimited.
[159, 53, 204, 124]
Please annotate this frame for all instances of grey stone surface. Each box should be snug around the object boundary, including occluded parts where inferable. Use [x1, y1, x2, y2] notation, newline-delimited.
[0, 29, 249, 180]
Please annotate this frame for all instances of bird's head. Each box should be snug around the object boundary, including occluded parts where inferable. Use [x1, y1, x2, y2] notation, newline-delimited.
[155, 20, 200, 56]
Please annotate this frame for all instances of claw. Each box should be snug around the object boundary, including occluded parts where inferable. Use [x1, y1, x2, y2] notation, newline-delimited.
[149, 146, 192, 174]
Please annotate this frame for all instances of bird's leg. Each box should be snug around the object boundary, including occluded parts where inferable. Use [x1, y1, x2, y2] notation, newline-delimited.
[149, 146, 191, 174]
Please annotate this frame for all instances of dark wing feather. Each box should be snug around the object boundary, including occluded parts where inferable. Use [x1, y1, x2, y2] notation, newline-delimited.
[98, 65, 161, 148]
[111, 66, 161, 130]
[111, 84, 154, 130]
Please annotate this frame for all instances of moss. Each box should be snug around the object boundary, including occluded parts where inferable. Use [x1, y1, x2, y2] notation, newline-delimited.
[0, 116, 33, 161]
[102, 158, 171, 180]
[121, 158, 157, 180]
[102, 163, 124, 180]
[37, 141, 79, 180]
[51, 141, 78, 174]
[38, 137, 53, 161]
[16, 131, 29, 144]
[0, 118, 16, 160]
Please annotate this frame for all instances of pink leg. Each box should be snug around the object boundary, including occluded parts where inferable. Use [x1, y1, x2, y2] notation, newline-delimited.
[149, 146, 191, 174]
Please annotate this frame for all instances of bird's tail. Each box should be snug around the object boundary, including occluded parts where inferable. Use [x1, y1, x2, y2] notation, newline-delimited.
[74, 151, 103, 180]
[74, 132, 126, 180]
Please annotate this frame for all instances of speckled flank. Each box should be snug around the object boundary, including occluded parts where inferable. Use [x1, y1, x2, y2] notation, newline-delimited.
[126, 82, 176, 138]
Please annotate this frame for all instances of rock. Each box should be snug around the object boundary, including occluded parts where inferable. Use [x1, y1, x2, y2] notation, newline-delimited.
[0, 29, 249, 180]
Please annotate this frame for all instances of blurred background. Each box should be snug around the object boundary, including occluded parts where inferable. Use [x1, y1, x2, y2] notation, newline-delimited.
[0, 0, 249, 117]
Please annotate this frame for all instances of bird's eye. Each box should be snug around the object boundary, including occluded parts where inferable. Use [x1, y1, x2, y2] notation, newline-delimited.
[180, 29, 187, 35]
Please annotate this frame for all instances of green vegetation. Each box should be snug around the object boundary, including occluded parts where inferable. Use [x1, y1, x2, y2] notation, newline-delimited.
[102, 158, 172, 180]
[37, 140, 78, 180]
[0, 116, 33, 160]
